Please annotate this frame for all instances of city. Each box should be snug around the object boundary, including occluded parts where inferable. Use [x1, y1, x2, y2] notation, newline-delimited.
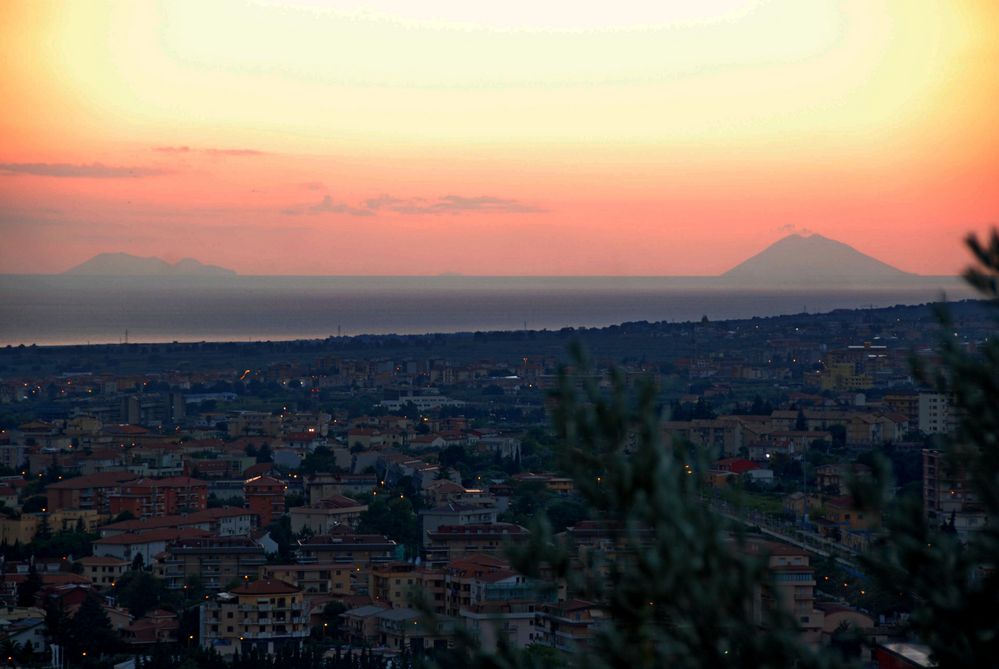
[0, 293, 994, 668]
[3, 2, 998, 668]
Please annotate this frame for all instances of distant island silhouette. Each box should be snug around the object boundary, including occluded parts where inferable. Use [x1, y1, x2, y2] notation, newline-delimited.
[64, 252, 236, 277]
[722, 233, 916, 285]
[60, 235, 931, 283]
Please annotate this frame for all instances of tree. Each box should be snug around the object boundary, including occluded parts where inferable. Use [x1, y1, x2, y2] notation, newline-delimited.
[22, 495, 47, 514]
[1, 639, 18, 665]
[795, 408, 808, 432]
[267, 515, 294, 562]
[33, 513, 52, 542]
[543, 495, 589, 533]
[299, 446, 344, 475]
[501, 481, 551, 527]
[16, 563, 42, 607]
[68, 593, 119, 658]
[357, 495, 420, 558]
[112, 510, 137, 523]
[856, 230, 999, 668]
[115, 570, 169, 618]
[44, 598, 73, 657]
[442, 347, 843, 669]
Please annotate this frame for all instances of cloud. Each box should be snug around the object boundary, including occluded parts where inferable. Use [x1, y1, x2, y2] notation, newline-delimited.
[153, 146, 266, 156]
[367, 194, 545, 215]
[204, 148, 266, 157]
[0, 162, 169, 178]
[364, 195, 414, 211]
[282, 193, 544, 218]
[282, 195, 374, 217]
[431, 195, 544, 214]
[776, 223, 812, 235]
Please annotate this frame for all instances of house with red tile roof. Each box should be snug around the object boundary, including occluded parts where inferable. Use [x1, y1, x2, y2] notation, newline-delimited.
[46, 471, 139, 513]
[93, 527, 213, 564]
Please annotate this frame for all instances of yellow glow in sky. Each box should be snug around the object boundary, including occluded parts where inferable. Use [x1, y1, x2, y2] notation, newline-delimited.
[0, 0, 997, 275]
[14, 0, 971, 150]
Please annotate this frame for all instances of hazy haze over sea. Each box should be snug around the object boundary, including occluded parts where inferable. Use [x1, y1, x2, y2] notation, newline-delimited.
[0, 275, 974, 346]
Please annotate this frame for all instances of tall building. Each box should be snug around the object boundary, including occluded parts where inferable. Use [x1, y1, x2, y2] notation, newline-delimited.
[120, 396, 142, 425]
[918, 393, 956, 435]
[244, 475, 286, 528]
[46, 471, 139, 513]
[743, 539, 824, 645]
[107, 477, 208, 518]
[200, 580, 308, 656]
[167, 392, 186, 423]
[155, 537, 266, 591]
[923, 449, 985, 539]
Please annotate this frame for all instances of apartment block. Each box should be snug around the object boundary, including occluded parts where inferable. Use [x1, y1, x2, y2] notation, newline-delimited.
[199, 580, 308, 656]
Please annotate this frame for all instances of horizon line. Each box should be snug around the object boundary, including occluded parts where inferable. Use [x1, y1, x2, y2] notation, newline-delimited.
[0, 271, 965, 280]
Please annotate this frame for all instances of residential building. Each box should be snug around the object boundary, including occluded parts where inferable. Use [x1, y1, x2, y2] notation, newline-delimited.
[918, 393, 957, 435]
[76, 555, 129, 588]
[99, 507, 254, 538]
[461, 600, 538, 652]
[305, 473, 378, 504]
[744, 539, 824, 644]
[442, 554, 551, 618]
[289, 495, 367, 534]
[155, 536, 267, 591]
[92, 527, 213, 565]
[107, 476, 208, 518]
[199, 580, 309, 656]
[923, 448, 985, 539]
[420, 503, 498, 537]
[532, 600, 605, 654]
[45, 471, 138, 513]
[662, 418, 744, 457]
[245, 475, 286, 527]
[341, 604, 390, 644]
[296, 533, 401, 570]
[121, 609, 180, 646]
[424, 523, 528, 567]
[375, 607, 457, 653]
[259, 563, 353, 597]
[368, 562, 430, 609]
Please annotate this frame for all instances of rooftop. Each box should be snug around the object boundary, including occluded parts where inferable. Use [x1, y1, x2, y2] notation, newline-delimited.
[231, 579, 300, 596]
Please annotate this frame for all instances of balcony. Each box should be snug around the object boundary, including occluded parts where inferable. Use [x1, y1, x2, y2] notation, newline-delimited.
[238, 629, 310, 640]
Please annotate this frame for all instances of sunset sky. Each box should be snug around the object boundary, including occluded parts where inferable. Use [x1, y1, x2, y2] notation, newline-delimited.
[1, 0, 997, 276]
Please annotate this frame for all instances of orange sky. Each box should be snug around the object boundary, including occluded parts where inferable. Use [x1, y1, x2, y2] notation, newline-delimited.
[1, 0, 997, 275]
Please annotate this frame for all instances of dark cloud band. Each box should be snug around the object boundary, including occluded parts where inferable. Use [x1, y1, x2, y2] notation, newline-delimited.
[0, 162, 169, 178]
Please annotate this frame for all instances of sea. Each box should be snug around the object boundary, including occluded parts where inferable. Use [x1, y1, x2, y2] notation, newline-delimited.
[0, 275, 974, 347]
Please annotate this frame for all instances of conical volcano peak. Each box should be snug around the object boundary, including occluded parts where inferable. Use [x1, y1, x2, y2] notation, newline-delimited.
[722, 233, 915, 285]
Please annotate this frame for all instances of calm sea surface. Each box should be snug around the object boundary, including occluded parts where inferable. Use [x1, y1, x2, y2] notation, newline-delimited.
[0, 275, 972, 346]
